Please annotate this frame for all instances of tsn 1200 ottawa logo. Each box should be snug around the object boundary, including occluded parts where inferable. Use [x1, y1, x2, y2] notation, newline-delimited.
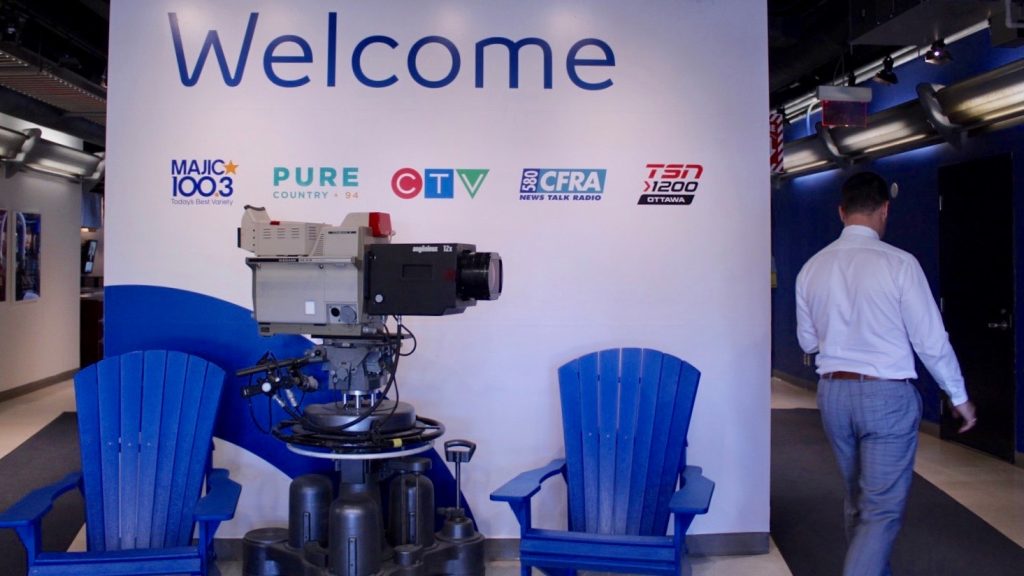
[637, 163, 703, 206]
[169, 158, 237, 206]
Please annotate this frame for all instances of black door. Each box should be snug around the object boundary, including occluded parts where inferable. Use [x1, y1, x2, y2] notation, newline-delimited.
[938, 154, 1016, 461]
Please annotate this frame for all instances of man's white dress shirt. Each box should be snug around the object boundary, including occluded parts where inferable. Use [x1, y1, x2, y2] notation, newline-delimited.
[796, 225, 968, 405]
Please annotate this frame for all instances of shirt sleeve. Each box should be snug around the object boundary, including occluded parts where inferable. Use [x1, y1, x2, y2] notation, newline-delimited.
[795, 267, 819, 354]
[899, 258, 969, 405]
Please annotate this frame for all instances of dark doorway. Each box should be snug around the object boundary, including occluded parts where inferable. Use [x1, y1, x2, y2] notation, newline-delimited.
[938, 154, 1016, 461]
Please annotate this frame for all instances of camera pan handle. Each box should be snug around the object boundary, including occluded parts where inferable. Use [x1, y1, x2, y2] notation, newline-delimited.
[444, 439, 476, 463]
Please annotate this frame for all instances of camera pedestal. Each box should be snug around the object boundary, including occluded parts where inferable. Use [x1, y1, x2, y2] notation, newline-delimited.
[241, 444, 485, 576]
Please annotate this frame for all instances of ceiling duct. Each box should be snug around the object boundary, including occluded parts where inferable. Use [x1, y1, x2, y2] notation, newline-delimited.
[935, 56, 1024, 126]
[829, 99, 940, 156]
[0, 126, 104, 190]
[780, 134, 832, 175]
[783, 54, 1024, 177]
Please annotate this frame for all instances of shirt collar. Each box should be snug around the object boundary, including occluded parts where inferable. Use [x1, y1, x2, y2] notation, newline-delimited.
[842, 224, 879, 241]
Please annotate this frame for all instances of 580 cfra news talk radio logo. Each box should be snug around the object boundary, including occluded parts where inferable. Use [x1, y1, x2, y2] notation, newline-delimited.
[170, 158, 237, 206]
[638, 163, 703, 206]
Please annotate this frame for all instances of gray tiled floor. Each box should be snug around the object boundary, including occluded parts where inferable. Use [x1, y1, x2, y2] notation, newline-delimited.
[8, 379, 1024, 575]
[218, 552, 795, 575]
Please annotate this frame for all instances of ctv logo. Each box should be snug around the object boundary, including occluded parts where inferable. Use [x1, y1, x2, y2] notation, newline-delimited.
[391, 168, 489, 200]
[272, 166, 360, 201]
[170, 159, 236, 206]
[519, 168, 606, 201]
[638, 163, 703, 206]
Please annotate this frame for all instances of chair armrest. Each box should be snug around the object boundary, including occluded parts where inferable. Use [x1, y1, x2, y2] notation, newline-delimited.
[490, 458, 566, 504]
[194, 468, 241, 522]
[669, 466, 714, 516]
[0, 472, 81, 528]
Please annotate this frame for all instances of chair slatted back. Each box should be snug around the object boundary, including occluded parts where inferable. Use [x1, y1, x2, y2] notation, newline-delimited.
[559, 348, 700, 536]
[74, 350, 226, 551]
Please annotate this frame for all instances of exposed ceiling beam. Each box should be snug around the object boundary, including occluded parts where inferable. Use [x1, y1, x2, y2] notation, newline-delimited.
[0, 84, 105, 147]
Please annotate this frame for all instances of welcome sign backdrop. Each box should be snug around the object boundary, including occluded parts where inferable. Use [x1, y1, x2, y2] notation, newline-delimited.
[106, 0, 770, 539]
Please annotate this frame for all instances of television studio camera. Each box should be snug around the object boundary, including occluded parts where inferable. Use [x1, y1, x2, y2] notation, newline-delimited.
[235, 206, 502, 576]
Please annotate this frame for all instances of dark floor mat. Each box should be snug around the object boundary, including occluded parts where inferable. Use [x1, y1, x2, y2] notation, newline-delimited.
[771, 408, 1024, 576]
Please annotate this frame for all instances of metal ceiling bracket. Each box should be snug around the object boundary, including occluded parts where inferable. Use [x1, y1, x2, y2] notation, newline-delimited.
[3, 128, 41, 179]
[815, 123, 850, 168]
[82, 152, 105, 193]
[916, 83, 966, 149]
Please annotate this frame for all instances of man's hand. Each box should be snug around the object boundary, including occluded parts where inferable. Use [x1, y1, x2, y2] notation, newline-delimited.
[952, 400, 977, 433]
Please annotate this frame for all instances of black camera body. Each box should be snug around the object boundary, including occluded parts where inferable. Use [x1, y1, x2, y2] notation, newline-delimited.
[366, 243, 502, 316]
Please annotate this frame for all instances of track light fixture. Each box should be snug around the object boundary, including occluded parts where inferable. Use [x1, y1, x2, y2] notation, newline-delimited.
[874, 56, 899, 85]
[925, 39, 952, 65]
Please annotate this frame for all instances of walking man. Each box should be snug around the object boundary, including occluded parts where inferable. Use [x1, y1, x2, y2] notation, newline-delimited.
[795, 171, 977, 576]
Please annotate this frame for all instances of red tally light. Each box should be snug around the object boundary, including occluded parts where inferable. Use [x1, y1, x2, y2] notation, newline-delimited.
[369, 212, 392, 237]
[817, 85, 871, 128]
[269, 221, 281, 225]
[822, 100, 867, 128]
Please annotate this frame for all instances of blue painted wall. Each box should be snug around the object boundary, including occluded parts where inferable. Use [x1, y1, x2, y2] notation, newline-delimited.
[773, 29, 1024, 453]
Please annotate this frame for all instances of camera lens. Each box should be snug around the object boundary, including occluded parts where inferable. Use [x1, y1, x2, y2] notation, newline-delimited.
[457, 251, 502, 301]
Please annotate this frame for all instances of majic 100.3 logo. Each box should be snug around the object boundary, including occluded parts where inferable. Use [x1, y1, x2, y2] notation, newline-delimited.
[170, 158, 237, 206]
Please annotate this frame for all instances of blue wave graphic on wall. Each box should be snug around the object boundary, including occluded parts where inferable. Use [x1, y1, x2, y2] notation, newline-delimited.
[104, 285, 467, 519]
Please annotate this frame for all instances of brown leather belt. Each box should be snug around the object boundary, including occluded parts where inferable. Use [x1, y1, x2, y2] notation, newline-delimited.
[824, 371, 879, 381]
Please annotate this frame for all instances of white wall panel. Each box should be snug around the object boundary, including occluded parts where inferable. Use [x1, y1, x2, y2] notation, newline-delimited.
[107, 0, 770, 538]
[0, 173, 82, 391]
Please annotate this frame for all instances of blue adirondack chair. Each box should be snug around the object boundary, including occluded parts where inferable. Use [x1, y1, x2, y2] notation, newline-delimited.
[491, 348, 714, 576]
[0, 350, 241, 576]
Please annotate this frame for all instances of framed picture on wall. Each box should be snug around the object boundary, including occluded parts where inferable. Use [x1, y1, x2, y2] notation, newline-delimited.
[15, 212, 40, 301]
[0, 209, 6, 302]
[82, 239, 97, 274]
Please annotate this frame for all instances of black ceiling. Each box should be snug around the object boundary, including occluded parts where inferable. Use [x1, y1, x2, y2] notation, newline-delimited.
[0, 0, 108, 148]
[0, 0, 1008, 147]
[1, 0, 109, 82]
[769, 0, 897, 108]
[769, 0, 1008, 111]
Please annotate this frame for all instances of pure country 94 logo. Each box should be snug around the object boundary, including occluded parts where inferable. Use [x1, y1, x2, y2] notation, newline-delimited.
[170, 158, 237, 206]
[638, 163, 703, 206]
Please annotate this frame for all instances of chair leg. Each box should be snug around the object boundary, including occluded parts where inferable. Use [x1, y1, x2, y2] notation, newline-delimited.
[679, 554, 693, 576]
[521, 564, 531, 576]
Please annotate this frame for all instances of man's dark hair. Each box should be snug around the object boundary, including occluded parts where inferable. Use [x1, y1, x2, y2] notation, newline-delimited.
[840, 172, 890, 214]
